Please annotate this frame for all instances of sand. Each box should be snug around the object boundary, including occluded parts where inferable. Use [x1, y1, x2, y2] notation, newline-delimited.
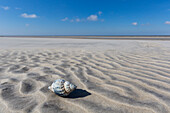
[0, 37, 170, 113]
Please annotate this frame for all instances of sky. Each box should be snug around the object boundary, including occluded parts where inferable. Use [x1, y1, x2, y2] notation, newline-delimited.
[0, 0, 170, 35]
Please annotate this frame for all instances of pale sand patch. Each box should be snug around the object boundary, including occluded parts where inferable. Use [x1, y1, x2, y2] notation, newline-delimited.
[0, 37, 170, 113]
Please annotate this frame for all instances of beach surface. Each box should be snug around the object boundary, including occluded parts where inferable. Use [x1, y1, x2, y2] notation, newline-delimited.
[0, 37, 170, 113]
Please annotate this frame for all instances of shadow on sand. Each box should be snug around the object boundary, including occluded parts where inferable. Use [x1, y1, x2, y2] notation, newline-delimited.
[67, 89, 91, 98]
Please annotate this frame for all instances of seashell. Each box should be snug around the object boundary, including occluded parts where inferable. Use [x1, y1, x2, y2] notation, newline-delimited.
[48, 79, 77, 96]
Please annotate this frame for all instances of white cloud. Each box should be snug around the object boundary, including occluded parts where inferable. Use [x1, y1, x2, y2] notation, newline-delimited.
[1, 6, 10, 10]
[21, 13, 37, 18]
[61, 17, 68, 21]
[132, 22, 137, 26]
[62, 12, 103, 23]
[75, 18, 80, 22]
[165, 21, 170, 24]
[25, 24, 29, 27]
[87, 15, 98, 21]
[98, 11, 102, 15]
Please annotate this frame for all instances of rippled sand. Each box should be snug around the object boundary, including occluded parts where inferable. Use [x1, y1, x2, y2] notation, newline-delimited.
[0, 37, 170, 113]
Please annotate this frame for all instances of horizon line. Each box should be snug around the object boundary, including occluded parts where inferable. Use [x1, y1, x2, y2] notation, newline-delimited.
[1, 35, 170, 37]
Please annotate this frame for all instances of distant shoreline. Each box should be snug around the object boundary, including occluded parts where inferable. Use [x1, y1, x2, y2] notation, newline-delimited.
[1, 36, 170, 40]
[1, 35, 170, 37]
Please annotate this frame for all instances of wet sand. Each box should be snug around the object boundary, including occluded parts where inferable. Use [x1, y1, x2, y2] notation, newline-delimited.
[0, 37, 170, 113]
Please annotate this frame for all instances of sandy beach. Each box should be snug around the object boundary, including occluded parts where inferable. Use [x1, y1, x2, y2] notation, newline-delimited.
[0, 37, 170, 113]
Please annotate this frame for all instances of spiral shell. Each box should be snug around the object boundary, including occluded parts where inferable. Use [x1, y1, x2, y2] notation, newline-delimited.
[48, 79, 77, 96]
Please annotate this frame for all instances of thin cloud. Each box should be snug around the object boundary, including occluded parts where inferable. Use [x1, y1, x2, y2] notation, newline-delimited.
[98, 11, 102, 15]
[61, 17, 68, 21]
[165, 21, 170, 24]
[25, 24, 29, 27]
[70, 19, 74, 22]
[141, 23, 150, 26]
[75, 18, 80, 22]
[15, 7, 21, 10]
[1, 6, 10, 10]
[101, 19, 104, 22]
[132, 22, 137, 26]
[21, 13, 37, 18]
[87, 15, 98, 21]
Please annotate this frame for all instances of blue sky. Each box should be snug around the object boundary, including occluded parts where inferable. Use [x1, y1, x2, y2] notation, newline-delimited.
[0, 0, 170, 35]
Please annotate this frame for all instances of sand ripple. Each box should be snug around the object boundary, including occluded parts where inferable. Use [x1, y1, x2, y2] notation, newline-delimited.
[0, 44, 170, 113]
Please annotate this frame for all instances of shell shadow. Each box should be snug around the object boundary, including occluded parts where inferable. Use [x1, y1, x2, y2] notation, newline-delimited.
[66, 89, 91, 98]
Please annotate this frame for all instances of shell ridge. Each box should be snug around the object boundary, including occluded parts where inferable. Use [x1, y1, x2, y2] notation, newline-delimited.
[49, 79, 77, 96]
